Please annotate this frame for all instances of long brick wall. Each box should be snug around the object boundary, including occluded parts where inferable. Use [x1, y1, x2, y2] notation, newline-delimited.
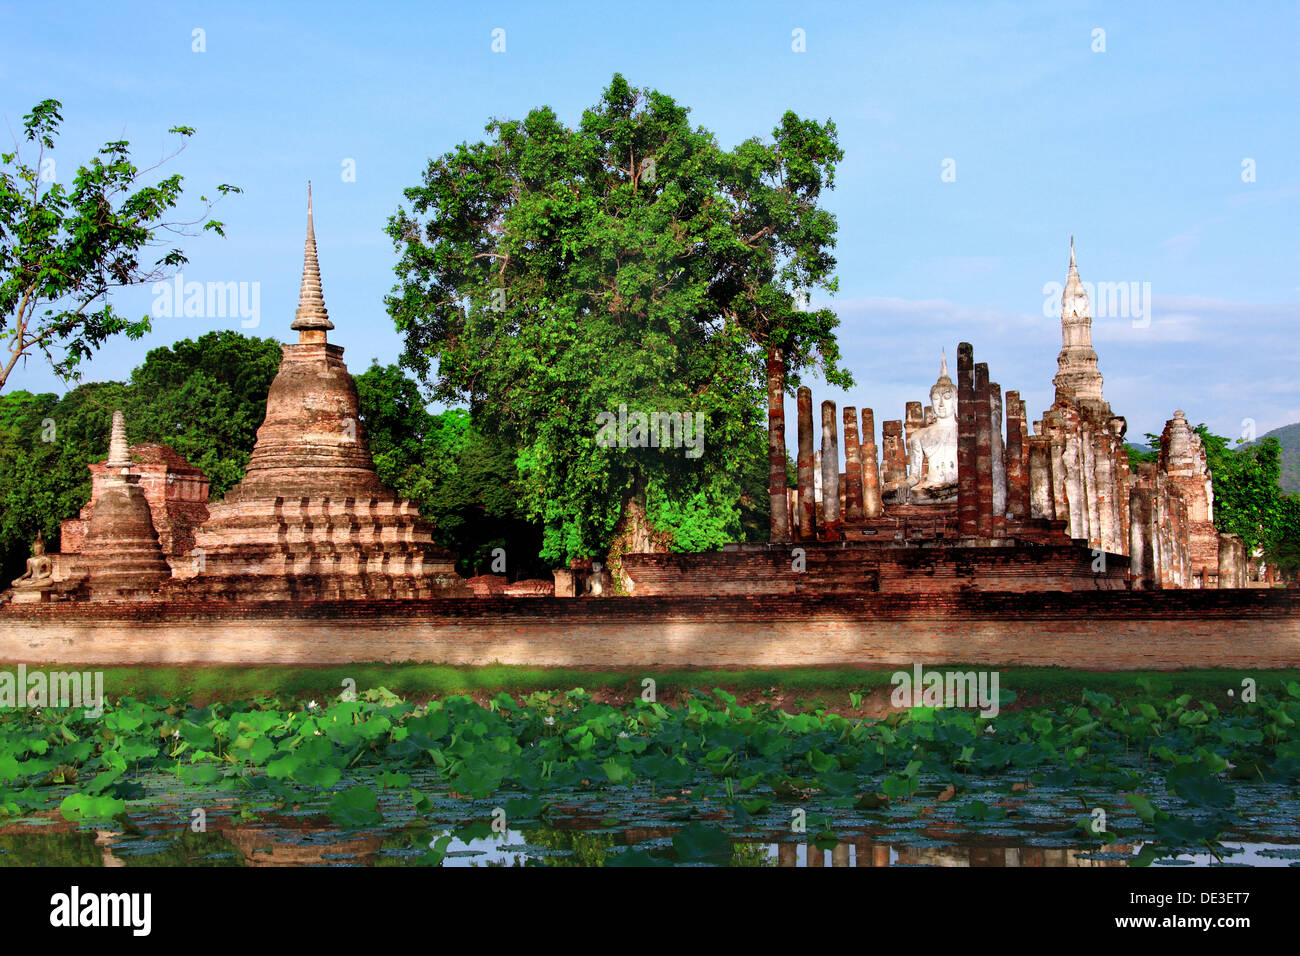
[1, 590, 1297, 670]
[623, 541, 1129, 596]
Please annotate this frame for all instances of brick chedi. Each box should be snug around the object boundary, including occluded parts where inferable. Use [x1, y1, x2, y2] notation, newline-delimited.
[73, 411, 172, 601]
[183, 187, 465, 600]
[1028, 238, 1133, 555]
[62, 442, 210, 561]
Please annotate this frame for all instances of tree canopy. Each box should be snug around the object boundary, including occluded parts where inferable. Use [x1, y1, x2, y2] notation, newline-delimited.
[386, 73, 845, 567]
[0, 99, 240, 392]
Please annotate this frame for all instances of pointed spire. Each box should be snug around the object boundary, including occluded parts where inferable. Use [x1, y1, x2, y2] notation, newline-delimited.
[933, 348, 954, 390]
[291, 181, 334, 337]
[1061, 234, 1089, 320]
[1053, 236, 1107, 410]
[106, 409, 131, 471]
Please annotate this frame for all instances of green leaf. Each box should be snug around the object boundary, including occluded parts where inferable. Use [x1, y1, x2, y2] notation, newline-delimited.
[326, 786, 382, 828]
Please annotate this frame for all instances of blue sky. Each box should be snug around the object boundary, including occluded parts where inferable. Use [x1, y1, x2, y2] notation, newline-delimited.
[2, 0, 1297, 444]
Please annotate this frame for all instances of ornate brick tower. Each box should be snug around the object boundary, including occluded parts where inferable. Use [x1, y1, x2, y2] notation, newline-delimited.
[187, 186, 465, 600]
[1052, 237, 1111, 418]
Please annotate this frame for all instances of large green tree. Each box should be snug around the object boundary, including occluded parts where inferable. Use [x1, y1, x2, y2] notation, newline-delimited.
[0, 99, 240, 392]
[0, 381, 126, 580]
[122, 331, 282, 496]
[354, 361, 549, 579]
[386, 74, 847, 567]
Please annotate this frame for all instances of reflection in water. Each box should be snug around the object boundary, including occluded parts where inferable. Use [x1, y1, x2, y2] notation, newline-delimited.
[778, 839, 1131, 867]
[1, 819, 1295, 867]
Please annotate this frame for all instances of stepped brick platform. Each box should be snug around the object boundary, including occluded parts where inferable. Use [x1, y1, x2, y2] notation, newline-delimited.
[1, 589, 1296, 669]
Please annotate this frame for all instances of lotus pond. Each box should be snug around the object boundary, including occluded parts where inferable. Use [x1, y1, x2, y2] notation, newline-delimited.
[2, 682, 1299, 867]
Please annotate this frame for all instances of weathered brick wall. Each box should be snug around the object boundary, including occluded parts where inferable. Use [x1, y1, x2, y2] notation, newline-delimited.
[1, 590, 1296, 670]
[623, 542, 1129, 596]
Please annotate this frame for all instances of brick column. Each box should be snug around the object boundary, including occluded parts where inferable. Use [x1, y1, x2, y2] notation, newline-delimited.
[1129, 465, 1156, 589]
[820, 400, 840, 536]
[1004, 390, 1027, 519]
[796, 387, 816, 540]
[989, 382, 1006, 537]
[1027, 436, 1052, 519]
[842, 406, 864, 522]
[861, 409, 883, 518]
[957, 342, 978, 536]
[766, 348, 790, 542]
[881, 420, 907, 492]
[974, 361, 994, 538]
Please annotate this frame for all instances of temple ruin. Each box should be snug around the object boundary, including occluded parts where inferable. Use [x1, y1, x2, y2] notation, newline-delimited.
[0, 230, 1253, 607]
[6, 188, 466, 604]
[623, 240, 1247, 595]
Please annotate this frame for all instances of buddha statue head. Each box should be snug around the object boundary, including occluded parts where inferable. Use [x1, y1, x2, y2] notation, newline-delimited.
[930, 352, 956, 421]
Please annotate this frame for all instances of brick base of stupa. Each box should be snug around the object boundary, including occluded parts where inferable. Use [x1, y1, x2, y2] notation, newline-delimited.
[179, 493, 467, 600]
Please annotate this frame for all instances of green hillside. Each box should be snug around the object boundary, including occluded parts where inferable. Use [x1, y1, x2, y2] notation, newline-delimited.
[1257, 422, 1300, 494]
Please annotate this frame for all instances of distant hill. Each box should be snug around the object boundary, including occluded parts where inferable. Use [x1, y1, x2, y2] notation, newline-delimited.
[1256, 422, 1300, 494]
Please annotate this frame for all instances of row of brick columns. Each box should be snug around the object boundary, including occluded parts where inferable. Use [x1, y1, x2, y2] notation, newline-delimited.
[787, 342, 1020, 543]
[790, 389, 888, 541]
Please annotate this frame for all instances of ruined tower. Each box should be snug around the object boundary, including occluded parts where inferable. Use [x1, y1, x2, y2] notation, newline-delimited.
[1052, 237, 1110, 418]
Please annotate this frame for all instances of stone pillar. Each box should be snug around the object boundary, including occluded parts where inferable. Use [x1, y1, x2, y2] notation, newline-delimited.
[974, 362, 994, 538]
[766, 349, 790, 543]
[1027, 436, 1052, 519]
[1129, 465, 1157, 589]
[903, 401, 926, 491]
[861, 409, 883, 518]
[813, 450, 823, 505]
[1217, 533, 1243, 588]
[1095, 438, 1115, 554]
[1083, 426, 1101, 550]
[881, 421, 907, 492]
[989, 382, 1006, 536]
[956, 342, 978, 536]
[1005, 391, 1027, 519]
[1050, 433, 1068, 525]
[796, 387, 816, 540]
[820, 401, 840, 533]
[842, 406, 864, 522]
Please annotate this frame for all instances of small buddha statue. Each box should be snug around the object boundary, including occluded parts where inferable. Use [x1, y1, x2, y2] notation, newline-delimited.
[12, 532, 54, 589]
[903, 354, 959, 502]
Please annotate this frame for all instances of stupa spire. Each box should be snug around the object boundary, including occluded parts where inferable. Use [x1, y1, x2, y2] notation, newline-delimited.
[291, 182, 334, 340]
[1053, 237, 1107, 411]
[105, 410, 131, 472]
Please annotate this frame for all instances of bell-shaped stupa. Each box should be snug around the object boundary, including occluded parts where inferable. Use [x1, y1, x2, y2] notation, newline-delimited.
[80, 410, 173, 600]
[188, 186, 464, 600]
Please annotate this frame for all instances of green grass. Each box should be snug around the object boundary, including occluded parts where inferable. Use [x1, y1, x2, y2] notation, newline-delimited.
[64, 663, 1300, 709]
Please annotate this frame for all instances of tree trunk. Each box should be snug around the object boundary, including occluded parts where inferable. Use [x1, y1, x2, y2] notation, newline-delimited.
[605, 478, 670, 594]
[767, 346, 790, 542]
